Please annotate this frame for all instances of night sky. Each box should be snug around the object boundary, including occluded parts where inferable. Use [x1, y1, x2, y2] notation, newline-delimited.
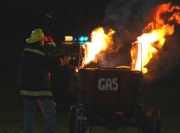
[1, 0, 180, 87]
[1, 0, 111, 85]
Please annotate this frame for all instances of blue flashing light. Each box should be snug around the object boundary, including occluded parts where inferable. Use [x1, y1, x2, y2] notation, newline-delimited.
[79, 41, 86, 45]
[78, 36, 89, 42]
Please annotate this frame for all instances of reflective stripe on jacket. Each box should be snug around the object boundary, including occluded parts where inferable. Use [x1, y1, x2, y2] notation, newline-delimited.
[20, 90, 52, 96]
[19, 45, 62, 99]
[25, 48, 45, 56]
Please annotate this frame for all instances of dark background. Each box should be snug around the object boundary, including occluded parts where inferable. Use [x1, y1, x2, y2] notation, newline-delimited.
[1, 1, 180, 132]
[1, 0, 180, 87]
[0, 0, 111, 86]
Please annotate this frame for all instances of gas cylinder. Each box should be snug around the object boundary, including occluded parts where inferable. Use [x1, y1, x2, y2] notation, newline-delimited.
[75, 105, 87, 133]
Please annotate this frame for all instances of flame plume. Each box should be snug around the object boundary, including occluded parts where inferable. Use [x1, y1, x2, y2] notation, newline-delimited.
[131, 2, 180, 73]
[80, 2, 180, 72]
[81, 27, 115, 67]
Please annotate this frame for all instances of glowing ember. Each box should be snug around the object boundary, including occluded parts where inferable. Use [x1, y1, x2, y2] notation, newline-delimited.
[131, 2, 180, 73]
[81, 27, 115, 67]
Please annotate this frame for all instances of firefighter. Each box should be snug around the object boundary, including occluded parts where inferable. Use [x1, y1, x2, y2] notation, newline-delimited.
[16, 28, 71, 133]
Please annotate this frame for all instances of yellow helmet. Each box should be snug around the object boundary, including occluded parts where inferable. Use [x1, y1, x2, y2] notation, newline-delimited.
[26, 29, 45, 43]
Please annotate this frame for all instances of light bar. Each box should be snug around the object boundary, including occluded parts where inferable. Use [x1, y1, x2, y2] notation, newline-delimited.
[62, 35, 89, 45]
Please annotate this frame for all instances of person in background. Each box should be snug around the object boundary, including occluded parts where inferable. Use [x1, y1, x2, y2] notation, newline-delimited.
[16, 28, 71, 133]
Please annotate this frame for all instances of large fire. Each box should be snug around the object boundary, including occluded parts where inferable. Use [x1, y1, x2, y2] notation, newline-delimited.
[131, 2, 180, 73]
[81, 2, 180, 73]
[81, 27, 115, 67]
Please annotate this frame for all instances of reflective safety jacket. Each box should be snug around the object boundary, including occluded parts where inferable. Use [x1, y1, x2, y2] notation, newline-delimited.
[18, 44, 63, 99]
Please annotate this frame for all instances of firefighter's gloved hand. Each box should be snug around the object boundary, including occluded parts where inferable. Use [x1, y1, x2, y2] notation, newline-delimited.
[63, 56, 71, 65]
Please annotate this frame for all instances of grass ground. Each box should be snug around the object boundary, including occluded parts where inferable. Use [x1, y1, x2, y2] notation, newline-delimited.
[0, 81, 180, 133]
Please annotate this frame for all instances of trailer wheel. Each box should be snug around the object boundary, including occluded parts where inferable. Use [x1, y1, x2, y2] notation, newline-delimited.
[144, 108, 162, 133]
[69, 106, 78, 133]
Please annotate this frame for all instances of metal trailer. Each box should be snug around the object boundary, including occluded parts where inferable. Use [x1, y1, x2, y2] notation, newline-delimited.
[69, 68, 161, 133]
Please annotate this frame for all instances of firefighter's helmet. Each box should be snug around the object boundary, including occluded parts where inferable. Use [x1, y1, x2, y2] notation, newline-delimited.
[26, 29, 45, 43]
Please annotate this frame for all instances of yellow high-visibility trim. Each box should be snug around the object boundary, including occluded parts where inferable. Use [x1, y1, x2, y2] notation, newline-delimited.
[25, 48, 45, 56]
[20, 90, 52, 96]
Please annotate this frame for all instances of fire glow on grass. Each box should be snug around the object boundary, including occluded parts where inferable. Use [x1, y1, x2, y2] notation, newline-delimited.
[81, 2, 180, 73]
[131, 2, 180, 73]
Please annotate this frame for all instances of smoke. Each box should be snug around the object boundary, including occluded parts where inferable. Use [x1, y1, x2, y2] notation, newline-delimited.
[100, 0, 160, 68]
[99, 0, 180, 84]
[103, 0, 159, 44]
[144, 30, 180, 84]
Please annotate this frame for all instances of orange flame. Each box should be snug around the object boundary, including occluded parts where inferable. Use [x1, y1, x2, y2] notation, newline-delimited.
[131, 2, 180, 73]
[81, 27, 115, 67]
